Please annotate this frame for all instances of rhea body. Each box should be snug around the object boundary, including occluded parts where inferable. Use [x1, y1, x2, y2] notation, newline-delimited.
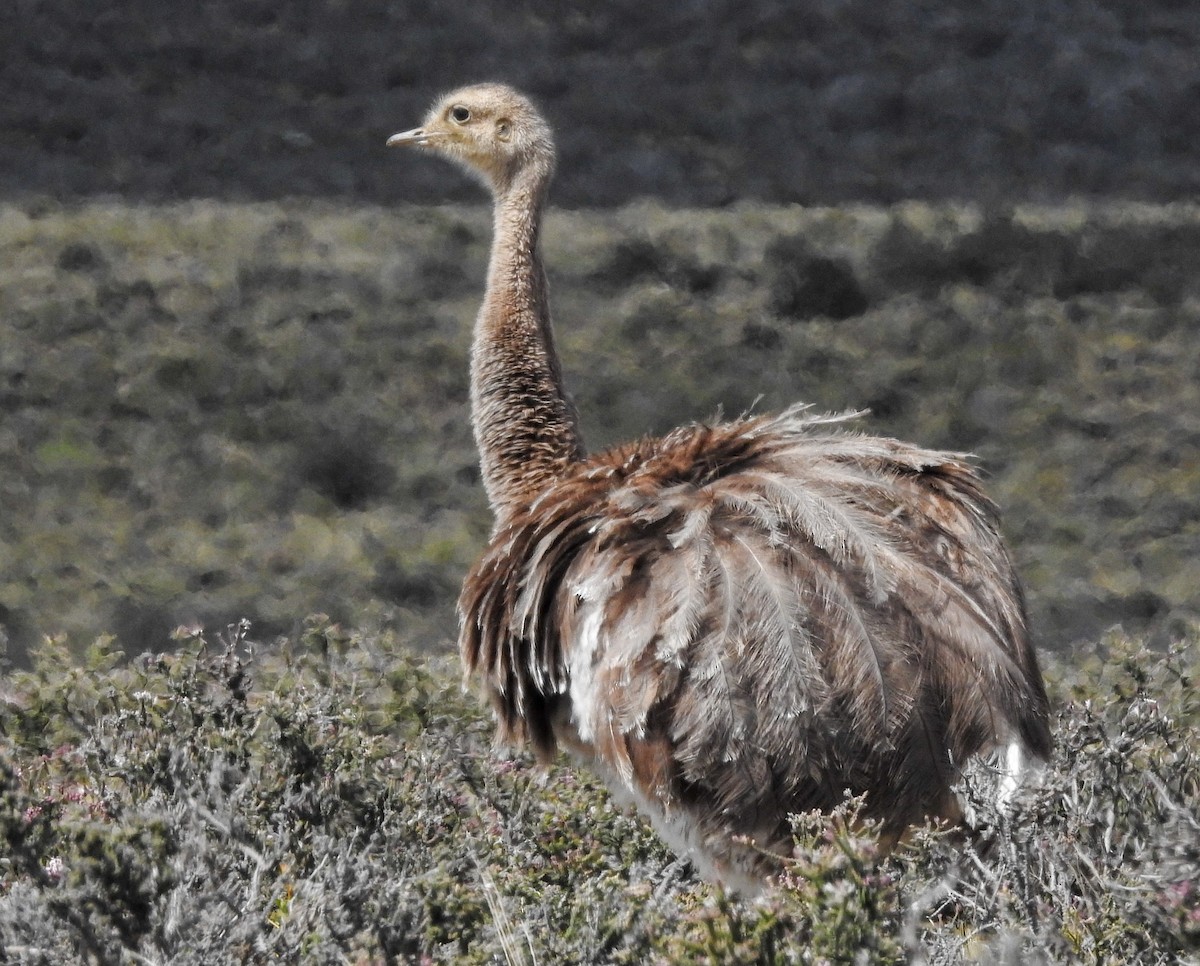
[388, 84, 1051, 888]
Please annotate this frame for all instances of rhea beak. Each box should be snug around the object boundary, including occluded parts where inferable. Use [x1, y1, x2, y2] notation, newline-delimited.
[386, 127, 437, 148]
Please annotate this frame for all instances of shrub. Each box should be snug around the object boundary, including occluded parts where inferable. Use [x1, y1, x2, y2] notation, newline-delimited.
[765, 234, 869, 320]
[1, 622, 1197, 963]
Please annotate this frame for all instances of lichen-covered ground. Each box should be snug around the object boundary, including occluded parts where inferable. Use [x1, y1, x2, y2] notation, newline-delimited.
[1, 199, 1197, 658]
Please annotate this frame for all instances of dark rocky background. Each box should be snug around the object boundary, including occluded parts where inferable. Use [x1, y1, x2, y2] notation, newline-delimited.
[1, 0, 1199, 207]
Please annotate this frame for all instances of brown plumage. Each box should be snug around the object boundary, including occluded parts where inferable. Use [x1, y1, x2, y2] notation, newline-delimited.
[388, 83, 1052, 889]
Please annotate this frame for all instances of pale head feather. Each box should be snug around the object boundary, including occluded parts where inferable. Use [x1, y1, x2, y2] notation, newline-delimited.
[387, 82, 555, 193]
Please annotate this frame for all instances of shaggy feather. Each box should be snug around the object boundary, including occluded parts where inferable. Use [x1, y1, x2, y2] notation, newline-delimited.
[459, 411, 1051, 879]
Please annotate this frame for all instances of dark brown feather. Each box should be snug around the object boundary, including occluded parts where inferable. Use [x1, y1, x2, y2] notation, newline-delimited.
[459, 407, 1052, 884]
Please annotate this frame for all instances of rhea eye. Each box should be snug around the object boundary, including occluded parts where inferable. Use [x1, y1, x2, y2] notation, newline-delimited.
[450, 106, 471, 123]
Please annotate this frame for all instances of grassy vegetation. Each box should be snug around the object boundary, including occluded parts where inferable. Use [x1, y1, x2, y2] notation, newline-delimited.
[1, 199, 1199, 658]
[1, 198, 1198, 959]
[0, 619, 1197, 963]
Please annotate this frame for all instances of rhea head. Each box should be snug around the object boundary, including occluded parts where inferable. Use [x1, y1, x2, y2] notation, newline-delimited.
[387, 83, 556, 194]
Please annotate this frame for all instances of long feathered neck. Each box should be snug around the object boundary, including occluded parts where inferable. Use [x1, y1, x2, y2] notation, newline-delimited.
[472, 162, 584, 521]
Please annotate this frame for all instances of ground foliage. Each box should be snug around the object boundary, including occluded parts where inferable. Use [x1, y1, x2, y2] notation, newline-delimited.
[1, 199, 1198, 657]
[0, 620, 1196, 964]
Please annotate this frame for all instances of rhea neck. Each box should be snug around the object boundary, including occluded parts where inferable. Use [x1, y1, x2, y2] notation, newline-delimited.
[471, 153, 585, 521]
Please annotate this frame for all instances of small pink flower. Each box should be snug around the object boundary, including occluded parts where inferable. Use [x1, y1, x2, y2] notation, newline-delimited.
[1161, 881, 1194, 910]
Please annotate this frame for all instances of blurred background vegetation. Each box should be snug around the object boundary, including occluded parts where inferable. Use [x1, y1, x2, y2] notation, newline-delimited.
[1, 0, 1198, 206]
[1, 200, 1197, 659]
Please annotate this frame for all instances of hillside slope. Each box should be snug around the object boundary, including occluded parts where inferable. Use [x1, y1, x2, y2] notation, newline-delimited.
[1, 198, 1197, 657]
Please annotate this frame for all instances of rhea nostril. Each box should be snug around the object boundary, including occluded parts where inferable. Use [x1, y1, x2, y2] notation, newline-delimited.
[386, 127, 433, 148]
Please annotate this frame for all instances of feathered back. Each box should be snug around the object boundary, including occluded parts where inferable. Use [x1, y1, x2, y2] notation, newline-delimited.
[460, 406, 1051, 872]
